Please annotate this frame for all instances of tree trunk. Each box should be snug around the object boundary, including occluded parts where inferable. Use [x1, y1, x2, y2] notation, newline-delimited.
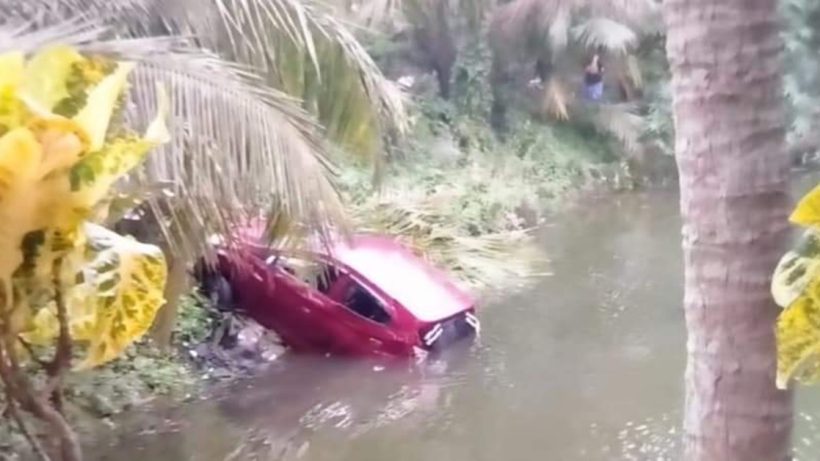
[664, 1, 794, 460]
[151, 252, 189, 350]
[411, 0, 456, 99]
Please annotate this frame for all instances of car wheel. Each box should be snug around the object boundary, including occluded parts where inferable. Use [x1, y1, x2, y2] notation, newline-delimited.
[210, 275, 234, 311]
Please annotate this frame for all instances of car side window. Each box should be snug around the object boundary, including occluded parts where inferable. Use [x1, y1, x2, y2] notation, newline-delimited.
[266, 255, 339, 294]
[315, 265, 339, 294]
[342, 281, 391, 324]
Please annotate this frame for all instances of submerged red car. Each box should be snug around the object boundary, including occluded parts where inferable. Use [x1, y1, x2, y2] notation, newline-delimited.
[195, 231, 480, 358]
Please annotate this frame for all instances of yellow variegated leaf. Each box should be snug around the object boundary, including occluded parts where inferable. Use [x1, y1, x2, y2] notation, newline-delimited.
[791, 184, 820, 228]
[772, 228, 820, 308]
[28, 117, 89, 179]
[0, 52, 24, 89]
[0, 52, 26, 134]
[20, 45, 84, 114]
[74, 223, 167, 369]
[22, 306, 60, 346]
[73, 62, 135, 151]
[0, 128, 45, 299]
[4, 46, 168, 370]
[70, 86, 168, 219]
[777, 295, 820, 389]
[16, 226, 92, 346]
[19, 230, 101, 347]
[70, 136, 155, 211]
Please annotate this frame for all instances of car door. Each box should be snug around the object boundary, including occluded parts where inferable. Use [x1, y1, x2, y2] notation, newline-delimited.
[325, 272, 413, 356]
[254, 254, 347, 352]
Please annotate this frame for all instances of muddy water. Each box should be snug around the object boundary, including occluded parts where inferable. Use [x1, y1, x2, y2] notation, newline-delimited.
[90, 173, 820, 461]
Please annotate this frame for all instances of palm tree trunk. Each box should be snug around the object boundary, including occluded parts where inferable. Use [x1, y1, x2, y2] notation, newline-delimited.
[664, 0, 794, 460]
[411, 0, 456, 99]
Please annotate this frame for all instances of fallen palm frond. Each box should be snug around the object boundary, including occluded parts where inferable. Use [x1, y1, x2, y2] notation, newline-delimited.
[339, 134, 576, 291]
[350, 189, 541, 290]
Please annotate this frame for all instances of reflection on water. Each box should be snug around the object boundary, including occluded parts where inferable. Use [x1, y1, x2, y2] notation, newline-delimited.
[90, 174, 820, 461]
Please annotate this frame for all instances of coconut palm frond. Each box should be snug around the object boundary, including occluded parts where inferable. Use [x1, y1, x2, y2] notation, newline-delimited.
[269, 18, 406, 158]
[338, 0, 404, 26]
[624, 53, 643, 88]
[5, 0, 407, 158]
[281, 1, 408, 142]
[548, 4, 572, 54]
[352, 191, 541, 289]
[156, 0, 408, 152]
[587, 0, 660, 30]
[591, 103, 644, 158]
[491, 0, 555, 42]
[572, 17, 637, 54]
[490, 0, 655, 52]
[119, 47, 345, 255]
[76, 35, 200, 59]
[540, 76, 572, 120]
[0, 16, 106, 53]
[0, 0, 154, 32]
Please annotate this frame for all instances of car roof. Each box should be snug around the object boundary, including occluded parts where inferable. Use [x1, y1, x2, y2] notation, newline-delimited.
[328, 235, 474, 322]
[233, 223, 474, 322]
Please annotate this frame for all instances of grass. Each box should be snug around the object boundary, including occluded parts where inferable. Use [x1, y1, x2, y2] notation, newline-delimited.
[341, 96, 617, 292]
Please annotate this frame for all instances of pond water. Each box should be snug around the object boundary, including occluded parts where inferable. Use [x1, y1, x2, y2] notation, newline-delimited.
[88, 173, 820, 461]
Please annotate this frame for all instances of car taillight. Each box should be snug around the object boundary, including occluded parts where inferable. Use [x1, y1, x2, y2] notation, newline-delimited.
[423, 323, 445, 347]
[420, 311, 479, 351]
[464, 312, 480, 335]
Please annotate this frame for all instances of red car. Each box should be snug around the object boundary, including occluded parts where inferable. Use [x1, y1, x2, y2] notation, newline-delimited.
[195, 232, 480, 358]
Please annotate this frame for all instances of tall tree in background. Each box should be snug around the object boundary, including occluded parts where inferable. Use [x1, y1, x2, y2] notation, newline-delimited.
[664, 0, 793, 459]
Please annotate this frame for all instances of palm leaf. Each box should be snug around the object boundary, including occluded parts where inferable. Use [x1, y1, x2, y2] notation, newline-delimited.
[590, 103, 644, 158]
[539, 76, 572, 120]
[0, 16, 106, 53]
[490, 0, 564, 46]
[548, 4, 572, 53]
[489, 0, 654, 54]
[572, 17, 637, 54]
[4, 0, 408, 157]
[351, 189, 540, 289]
[2, 0, 407, 255]
[338, 0, 404, 27]
[587, 0, 661, 32]
[624, 53, 643, 88]
[1, 18, 345, 256]
[154, 0, 408, 152]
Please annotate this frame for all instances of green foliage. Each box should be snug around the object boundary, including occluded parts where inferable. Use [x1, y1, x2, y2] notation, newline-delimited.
[783, 0, 820, 145]
[639, 82, 673, 156]
[65, 343, 196, 416]
[341, 90, 617, 290]
[174, 293, 215, 347]
[452, 38, 494, 118]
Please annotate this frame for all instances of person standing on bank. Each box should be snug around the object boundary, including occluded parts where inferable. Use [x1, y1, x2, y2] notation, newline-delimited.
[583, 53, 604, 101]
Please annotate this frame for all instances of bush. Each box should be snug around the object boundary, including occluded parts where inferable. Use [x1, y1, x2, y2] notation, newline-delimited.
[340, 93, 616, 291]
